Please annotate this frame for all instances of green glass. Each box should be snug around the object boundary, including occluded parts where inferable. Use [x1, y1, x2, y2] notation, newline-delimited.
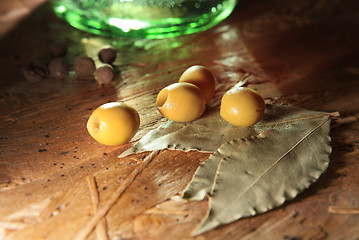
[52, 0, 238, 39]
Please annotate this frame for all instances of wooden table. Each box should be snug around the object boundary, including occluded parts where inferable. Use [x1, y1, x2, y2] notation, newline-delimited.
[1, 0, 359, 239]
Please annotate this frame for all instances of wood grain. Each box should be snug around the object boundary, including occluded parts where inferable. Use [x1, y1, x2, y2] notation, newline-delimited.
[0, 0, 359, 239]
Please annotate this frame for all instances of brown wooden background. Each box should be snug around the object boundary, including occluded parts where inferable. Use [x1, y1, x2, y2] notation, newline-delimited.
[0, 0, 359, 239]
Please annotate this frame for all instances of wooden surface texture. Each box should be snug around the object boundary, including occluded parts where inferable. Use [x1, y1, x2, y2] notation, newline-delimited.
[0, 0, 359, 239]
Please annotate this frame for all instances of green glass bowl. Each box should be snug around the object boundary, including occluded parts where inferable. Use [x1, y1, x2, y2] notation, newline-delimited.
[52, 0, 238, 39]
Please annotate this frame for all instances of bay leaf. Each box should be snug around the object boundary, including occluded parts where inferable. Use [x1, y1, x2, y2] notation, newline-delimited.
[118, 104, 330, 158]
[187, 117, 332, 235]
[182, 110, 332, 201]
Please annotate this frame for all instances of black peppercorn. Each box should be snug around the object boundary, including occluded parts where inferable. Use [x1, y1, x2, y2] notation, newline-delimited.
[94, 64, 114, 84]
[23, 61, 48, 82]
[98, 47, 117, 64]
[48, 58, 68, 79]
[74, 56, 96, 78]
[49, 43, 67, 58]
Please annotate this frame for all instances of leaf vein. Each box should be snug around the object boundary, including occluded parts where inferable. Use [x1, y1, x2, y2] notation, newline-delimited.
[216, 118, 330, 217]
[256, 113, 329, 127]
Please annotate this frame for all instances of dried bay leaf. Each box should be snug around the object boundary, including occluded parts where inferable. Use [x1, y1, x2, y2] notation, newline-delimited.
[185, 116, 332, 235]
[119, 104, 330, 158]
[182, 138, 247, 201]
[118, 109, 253, 157]
[117, 85, 333, 235]
[182, 110, 332, 201]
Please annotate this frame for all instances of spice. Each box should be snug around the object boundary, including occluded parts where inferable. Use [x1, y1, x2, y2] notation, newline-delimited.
[23, 61, 48, 82]
[98, 47, 116, 64]
[74, 56, 96, 78]
[94, 64, 114, 84]
[49, 43, 67, 58]
[48, 58, 69, 79]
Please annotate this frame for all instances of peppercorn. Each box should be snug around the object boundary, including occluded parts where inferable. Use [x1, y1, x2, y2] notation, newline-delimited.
[23, 61, 48, 82]
[49, 43, 67, 58]
[74, 56, 96, 78]
[48, 58, 68, 79]
[98, 47, 117, 64]
[94, 64, 114, 84]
